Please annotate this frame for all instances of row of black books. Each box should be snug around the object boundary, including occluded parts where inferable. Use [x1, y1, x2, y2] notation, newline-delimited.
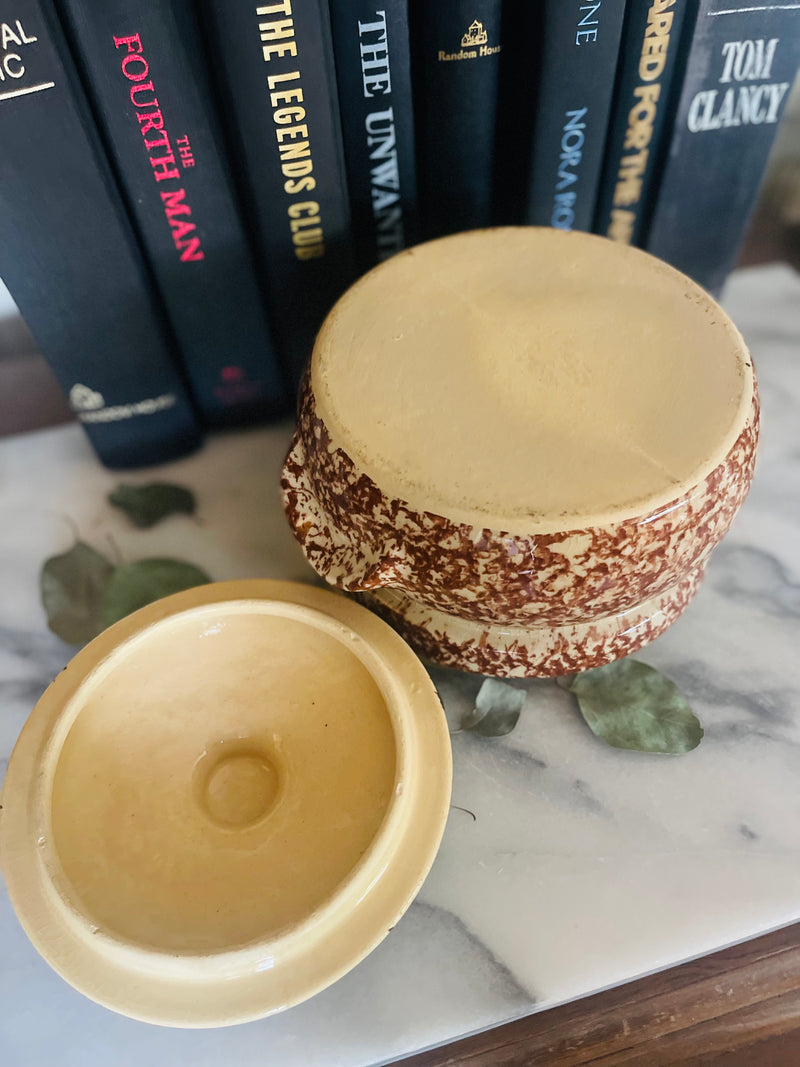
[1, 0, 798, 468]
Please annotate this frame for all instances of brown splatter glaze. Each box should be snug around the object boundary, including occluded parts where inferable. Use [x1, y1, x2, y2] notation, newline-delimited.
[281, 370, 759, 677]
[357, 563, 705, 678]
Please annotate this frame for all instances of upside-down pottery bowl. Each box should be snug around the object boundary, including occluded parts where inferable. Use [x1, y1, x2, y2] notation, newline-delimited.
[0, 581, 451, 1026]
[282, 227, 758, 677]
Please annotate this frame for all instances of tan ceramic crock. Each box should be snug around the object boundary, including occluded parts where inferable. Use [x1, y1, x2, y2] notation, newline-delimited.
[0, 580, 451, 1027]
[282, 228, 759, 677]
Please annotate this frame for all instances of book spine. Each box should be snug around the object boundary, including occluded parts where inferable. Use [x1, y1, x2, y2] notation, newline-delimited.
[525, 0, 627, 232]
[645, 0, 800, 295]
[199, 0, 357, 387]
[0, 0, 202, 469]
[55, 0, 288, 427]
[410, 0, 505, 240]
[329, 0, 419, 273]
[592, 0, 695, 246]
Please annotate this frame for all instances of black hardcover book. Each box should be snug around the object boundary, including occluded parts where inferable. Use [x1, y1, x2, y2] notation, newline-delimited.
[593, 0, 696, 246]
[645, 0, 800, 295]
[525, 0, 627, 232]
[55, 0, 288, 427]
[329, 0, 419, 273]
[410, 0, 505, 240]
[0, 0, 201, 469]
[199, 0, 357, 386]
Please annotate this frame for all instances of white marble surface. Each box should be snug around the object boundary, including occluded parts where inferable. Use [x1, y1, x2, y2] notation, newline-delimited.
[2, 264, 800, 1066]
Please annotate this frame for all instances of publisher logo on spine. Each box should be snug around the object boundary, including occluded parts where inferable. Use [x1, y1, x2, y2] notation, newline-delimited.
[438, 20, 501, 62]
[462, 20, 488, 46]
[69, 384, 104, 412]
[69, 383, 177, 423]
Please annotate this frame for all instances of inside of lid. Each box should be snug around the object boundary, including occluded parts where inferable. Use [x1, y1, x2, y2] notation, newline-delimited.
[48, 603, 397, 953]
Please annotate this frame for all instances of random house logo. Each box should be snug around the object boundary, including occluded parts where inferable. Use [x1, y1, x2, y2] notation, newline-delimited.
[69, 383, 177, 423]
[461, 20, 487, 47]
[438, 19, 500, 62]
[69, 384, 104, 412]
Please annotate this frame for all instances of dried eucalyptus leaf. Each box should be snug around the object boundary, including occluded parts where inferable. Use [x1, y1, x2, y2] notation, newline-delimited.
[567, 659, 703, 754]
[41, 541, 115, 644]
[461, 678, 525, 737]
[100, 558, 210, 629]
[108, 483, 195, 528]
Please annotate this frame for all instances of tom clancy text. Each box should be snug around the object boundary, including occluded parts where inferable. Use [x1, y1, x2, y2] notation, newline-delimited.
[686, 37, 789, 132]
[257, 1, 326, 261]
[113, 34, 204, 262]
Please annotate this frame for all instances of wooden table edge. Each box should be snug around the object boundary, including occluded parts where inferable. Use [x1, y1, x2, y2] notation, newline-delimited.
[394, 922, 800, 1066]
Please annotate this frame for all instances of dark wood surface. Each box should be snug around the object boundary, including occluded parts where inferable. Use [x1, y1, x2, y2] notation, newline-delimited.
[396, 924, 800, 1066]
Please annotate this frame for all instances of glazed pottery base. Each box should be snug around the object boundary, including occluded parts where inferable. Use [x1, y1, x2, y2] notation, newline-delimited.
[358, 563, 707, 678]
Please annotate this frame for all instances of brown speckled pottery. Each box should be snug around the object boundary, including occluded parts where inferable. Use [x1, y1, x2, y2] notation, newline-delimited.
[281, 228, 759, 678]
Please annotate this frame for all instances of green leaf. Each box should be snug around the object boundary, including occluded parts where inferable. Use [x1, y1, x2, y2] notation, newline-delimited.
[100, 558, 211, 628]
[108, 483, 195, 528]
[567, 659, 703, 754]
[41, 541, 115, 644]
[461, 678, 525, 737]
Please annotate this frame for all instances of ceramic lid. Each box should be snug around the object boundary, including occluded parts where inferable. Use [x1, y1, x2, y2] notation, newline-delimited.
[0, 580, 452, 1027]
